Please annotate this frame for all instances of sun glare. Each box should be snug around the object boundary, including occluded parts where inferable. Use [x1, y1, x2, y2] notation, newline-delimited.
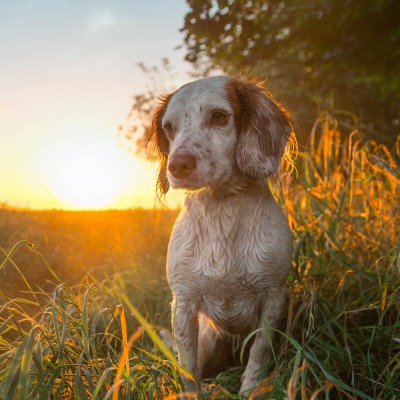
[57, 153, 116, 209]
[40, 132, 132, 209]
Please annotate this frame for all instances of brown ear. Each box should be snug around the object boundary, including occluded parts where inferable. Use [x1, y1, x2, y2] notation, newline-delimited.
[149, 93, 172, 197]
[228, 77, 292, 181]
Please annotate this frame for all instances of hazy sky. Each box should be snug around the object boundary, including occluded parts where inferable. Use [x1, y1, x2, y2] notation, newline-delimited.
[0, 0, 190, 209]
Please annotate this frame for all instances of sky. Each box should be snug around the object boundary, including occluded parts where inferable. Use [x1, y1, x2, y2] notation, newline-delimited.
[0, 0, 190, 209]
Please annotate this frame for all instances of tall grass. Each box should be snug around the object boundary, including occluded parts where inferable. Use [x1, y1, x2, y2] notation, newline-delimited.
[271, 113, 400, 399]
[0, 114, 399, 399]
[0, 241, 181, 399]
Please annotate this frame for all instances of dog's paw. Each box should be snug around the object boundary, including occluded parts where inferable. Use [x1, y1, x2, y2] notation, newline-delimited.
[239, 374, 257, 397]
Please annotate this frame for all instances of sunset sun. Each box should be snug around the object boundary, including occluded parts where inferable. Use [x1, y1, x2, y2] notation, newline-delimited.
[56, 152, 117, 209]
[40, 132, 131, 209]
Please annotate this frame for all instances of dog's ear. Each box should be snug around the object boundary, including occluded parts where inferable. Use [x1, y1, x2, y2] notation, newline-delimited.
[228, 76, 293, 181]
[149, 93, 173, 196]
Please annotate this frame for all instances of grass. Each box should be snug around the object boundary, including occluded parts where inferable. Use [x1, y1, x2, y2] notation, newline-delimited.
[0, 113, 399, 399]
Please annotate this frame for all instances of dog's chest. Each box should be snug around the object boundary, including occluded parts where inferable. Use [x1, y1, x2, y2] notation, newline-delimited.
[168, 195, 270, 278]
[200, 274, 270, 333]
[176, 271, 269, 334]
[166, 192, 291, 333]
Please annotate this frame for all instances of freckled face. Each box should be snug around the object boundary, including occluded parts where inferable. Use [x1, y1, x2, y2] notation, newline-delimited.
[162, 76, 238, 191]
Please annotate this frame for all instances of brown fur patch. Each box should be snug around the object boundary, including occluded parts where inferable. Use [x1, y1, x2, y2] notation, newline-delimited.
[226, 75, 293, 180]
[149, 92, 174, 196]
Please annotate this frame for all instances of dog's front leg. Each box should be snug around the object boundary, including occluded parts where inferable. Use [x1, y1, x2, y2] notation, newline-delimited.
[171, 296, 199, 393]
[239, 327, 270, 395]
[239, 288, 286, 395]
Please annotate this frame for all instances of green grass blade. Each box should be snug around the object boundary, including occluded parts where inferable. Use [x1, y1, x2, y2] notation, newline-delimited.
[81, 289, 91, 360]
[91, 367, 114, 400]
[1, 334, 28, 399]
[17, 327, 36, 400]
[74, 353, 89, 400]
[32, 336, 47, 400]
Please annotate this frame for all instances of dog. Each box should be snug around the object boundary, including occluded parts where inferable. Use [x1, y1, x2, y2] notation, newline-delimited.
[151, 75, 293, 395]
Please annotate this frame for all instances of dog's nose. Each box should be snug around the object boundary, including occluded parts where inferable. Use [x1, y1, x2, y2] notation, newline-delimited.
[168, 155, 196, 179]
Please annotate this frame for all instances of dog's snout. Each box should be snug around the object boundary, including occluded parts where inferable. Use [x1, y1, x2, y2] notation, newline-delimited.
[168, 155, 196, 179]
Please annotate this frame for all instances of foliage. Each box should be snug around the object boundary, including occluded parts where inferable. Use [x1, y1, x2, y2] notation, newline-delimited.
[181, 0, 400, 143]
[0, 120, 399, 398]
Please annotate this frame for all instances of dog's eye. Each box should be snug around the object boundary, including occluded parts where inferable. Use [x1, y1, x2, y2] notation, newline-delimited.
[163, 122, 172, 132]
[211, 111, 228, 127]
[163, 122, 174, 139]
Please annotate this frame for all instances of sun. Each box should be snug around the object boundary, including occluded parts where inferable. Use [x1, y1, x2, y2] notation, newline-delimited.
[41, 132, 130, 209]
[57, 152, 117, 209]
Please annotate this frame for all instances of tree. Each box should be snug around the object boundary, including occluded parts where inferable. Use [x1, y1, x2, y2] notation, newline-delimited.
[181, 0, 400, 144]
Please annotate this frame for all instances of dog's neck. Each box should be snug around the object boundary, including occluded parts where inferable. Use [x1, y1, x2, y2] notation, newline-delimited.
[185, 172, 268, 202]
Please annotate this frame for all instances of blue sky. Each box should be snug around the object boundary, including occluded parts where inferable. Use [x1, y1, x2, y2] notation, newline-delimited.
[0, 0, 191, 209]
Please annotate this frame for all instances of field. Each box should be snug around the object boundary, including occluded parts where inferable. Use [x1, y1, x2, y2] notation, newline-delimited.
[0, 115, 399, 399]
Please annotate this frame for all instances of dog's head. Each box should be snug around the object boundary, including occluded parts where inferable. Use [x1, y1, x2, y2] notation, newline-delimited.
[151, 75, 293, 196]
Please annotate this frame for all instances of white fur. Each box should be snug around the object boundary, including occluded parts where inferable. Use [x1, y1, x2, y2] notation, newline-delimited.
[152, 76, 293, 395]
[163, 76, 237, 191]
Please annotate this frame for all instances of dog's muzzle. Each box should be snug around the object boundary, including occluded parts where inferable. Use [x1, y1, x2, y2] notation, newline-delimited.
[168, 154, 197, 179]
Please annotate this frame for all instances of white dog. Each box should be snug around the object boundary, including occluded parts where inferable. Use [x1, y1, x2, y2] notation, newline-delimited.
[151, 75, 293, 395]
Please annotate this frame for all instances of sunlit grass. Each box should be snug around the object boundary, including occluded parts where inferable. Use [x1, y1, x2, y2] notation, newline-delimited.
[0, 241, 185, 399]
[0, 114, 399, 399]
